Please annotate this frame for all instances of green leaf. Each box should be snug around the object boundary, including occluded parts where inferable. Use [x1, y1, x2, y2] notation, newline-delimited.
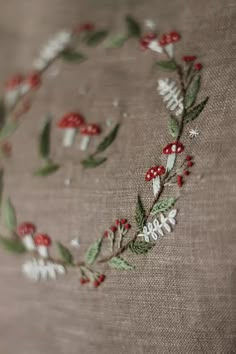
[0, 236, 26, 253]
[155, 60, 177, 71]
[95, 123, 120, 154]
[104, 34, 128, 48]
[129, 240, 155, 255]
[2, 198, 17, 232]
[151, 197, 176, 215]
[61, 50, 87, 63]
[168, 116, 179, 138]
[57, 242, 74, 265]
[39, 116, 51, 159]
[125, 15, 141, 37]
[85, 238, 103, 265]
[135, 195, 145, 232]
[85, 30, 108, 46]
[184, 97, 209, 123]
[34, 163, 60, 176]
[81, 156, 107, 168]
[184, 75, 201, 109]
[0, 120, 18, 141]
[108, 256, 134, 270]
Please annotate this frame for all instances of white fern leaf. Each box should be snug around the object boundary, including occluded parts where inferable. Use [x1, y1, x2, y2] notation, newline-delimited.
[138, 209, 178, 242]
[22, 259, 65, 281]
[157, 79, 184, 116]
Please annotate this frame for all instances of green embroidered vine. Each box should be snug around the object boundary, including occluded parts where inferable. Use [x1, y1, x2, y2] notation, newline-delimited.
[0, 17, 209, 287]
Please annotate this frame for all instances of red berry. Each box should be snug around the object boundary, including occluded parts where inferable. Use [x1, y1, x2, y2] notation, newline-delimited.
[110, 226, 117, 233]
[93, 280, 99, 288]
[27, 72, 41, 88]
[187, 161, 194, 167]
[186, 155, 192, 161]
[170, 31, 181, 42]
[103, 231, 109, 238]
[124, 223, 131, 230]
[115, 219, 120, 226]
[79, 23, 95, 32]
[5, 74, 24, 90]
[140, 39, 149, 49]
[177, 175, 183, 187]
[159, 34, 167, 46]
[80, 278, 86, 285]
[194, 63, 202, 71]
[99, 274, 106, 283]
[121, 218, 127, 225]
[182, 55, 196, 62]
[184, 170, 190, 176]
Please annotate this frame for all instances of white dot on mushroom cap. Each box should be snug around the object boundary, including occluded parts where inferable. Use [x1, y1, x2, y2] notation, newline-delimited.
[177, 147, 181, 152]
[147, 174, 150, 179]
[154, 171, 157, 176]
[150, 169, 154, 173]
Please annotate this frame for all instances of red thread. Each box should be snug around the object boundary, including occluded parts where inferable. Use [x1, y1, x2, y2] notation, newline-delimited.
[163, 141, 184, 155]
[103, 231, 109, 238]
[115, 219, 120, 226]
[145, 165, 166, 181]
[5, 74, 24, 90]
[184, 170, 190, 176]
[187, 161, 194, 167]
[110, 226, 117, 233]
[124, 223, 131, 230]
[121, 218, 127, 225]
[186, 155, 192, 161]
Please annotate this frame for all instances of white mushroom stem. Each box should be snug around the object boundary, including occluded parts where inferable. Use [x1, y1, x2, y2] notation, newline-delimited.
[148, 40, 163, 53]
[152, 176, 161, 196]
[166, 153, 176, 172]
[63, 128, 77, 147]
[22, 235, 36, 251]
[165, 43, 174, 57]
[37, 245, 49, 258]
[80, 136, 90, 151]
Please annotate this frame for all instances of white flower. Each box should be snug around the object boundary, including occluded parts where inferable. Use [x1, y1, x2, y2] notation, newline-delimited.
[22, 258, 65, 281]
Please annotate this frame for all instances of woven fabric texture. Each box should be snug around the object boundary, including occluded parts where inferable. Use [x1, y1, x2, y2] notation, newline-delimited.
[0, 0, 235, 353]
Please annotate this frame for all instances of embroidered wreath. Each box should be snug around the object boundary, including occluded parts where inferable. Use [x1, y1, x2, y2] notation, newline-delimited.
[0, 16, 208, 287]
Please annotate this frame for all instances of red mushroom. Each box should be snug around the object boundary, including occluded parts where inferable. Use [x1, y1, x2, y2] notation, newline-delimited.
[80, 123, 101, 151]
[17, 222, 36, 251]
[145, 165, 166, 196]
[163, 141, 184, 171]
[34, 233, 51, 258]
[58, 112, 85, 147]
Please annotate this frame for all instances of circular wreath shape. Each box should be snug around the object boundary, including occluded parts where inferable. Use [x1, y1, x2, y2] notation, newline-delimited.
[0, 16, 208, 288]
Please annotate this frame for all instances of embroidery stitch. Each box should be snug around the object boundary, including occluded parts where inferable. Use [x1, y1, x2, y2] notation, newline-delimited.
[0, 16, 209, 288]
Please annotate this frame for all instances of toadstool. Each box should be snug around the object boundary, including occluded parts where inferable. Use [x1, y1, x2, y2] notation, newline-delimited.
[163, 141, 184, 172]
[58, 112, 85, 147]
[17, 222, 37, 251]
[34, 233, 51, 258]
[80, 123, 101, 151]
[145, 165, 166, 196]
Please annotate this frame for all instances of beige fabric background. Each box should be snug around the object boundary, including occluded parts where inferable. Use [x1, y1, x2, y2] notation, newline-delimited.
[0, 0, 235, 353]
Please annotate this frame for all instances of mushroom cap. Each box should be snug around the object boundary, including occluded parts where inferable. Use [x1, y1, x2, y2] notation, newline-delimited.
[163, 141, 184, 155]
[58, 113, 85, 129]
[17, 222, 36, 237]
[80, 123, 101, 136]
[145, 165, 166, 181]
[140, 33, 157, 49]
[34, 233, 51, 247]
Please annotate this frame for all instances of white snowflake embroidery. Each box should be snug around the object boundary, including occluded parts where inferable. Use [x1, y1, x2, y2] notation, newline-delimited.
[144, 19, 157, 30]
[189, 128, 199, 138]
[70, 238, 80, 248]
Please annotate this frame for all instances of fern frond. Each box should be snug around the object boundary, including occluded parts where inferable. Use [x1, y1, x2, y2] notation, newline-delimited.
[157, 79, 183, 116]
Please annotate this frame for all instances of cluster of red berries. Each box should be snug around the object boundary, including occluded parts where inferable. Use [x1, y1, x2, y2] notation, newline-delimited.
[182, 55, 202, 71]
[103, 219, 131, 237]
[5, 72, 41, 91]
[177, 156, 194, 187]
